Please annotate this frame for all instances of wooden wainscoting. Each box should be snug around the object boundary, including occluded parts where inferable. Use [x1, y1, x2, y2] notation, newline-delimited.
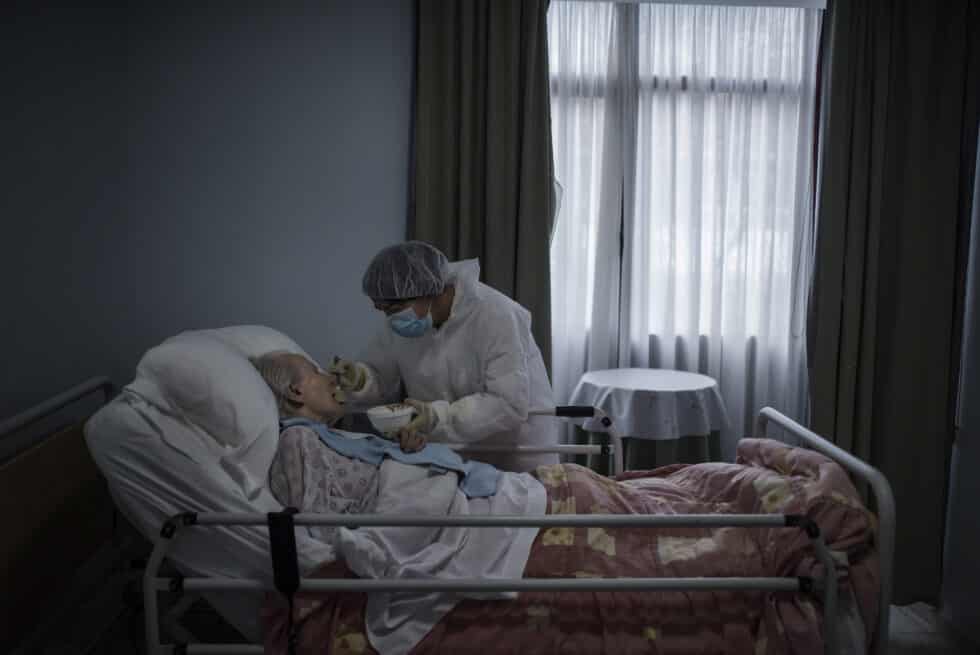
[0, 421, 114, 652]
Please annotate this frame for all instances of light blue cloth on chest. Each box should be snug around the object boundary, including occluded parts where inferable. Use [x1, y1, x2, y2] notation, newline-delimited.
[279, 417, 501, 499]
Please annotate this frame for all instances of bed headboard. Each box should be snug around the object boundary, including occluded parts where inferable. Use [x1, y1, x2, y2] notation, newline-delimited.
[0, 421, 114, 651]
[0, 380, 116, 652]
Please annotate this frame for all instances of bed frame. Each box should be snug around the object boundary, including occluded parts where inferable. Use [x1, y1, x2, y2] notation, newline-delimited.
[139, 406, 894, 655]
[0, 378, 116, 653]
[0, 386, 894, 655]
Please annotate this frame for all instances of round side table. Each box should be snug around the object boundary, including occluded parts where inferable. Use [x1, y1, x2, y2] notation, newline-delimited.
[570, 368, 731, 470]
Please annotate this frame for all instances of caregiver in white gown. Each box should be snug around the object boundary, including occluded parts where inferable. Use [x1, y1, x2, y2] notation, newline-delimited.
[332, 241, 558, 473]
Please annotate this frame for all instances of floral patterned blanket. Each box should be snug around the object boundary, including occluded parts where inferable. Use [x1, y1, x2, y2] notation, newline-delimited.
[263, 438, 879, 654]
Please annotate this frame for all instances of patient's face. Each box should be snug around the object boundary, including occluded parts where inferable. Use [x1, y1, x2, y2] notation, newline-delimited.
[287, 354, 345, 423]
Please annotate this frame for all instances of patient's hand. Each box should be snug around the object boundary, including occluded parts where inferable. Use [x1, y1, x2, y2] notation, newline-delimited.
[397, 427, 426, 453]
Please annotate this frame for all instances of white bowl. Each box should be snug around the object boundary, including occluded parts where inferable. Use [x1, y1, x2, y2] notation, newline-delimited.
[366, 403, 414, 435]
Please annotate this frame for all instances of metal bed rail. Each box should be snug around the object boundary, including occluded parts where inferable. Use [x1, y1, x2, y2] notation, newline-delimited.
[0, 376, 115, 437]
[755, 407, 895, 655]
[0, 376, 116, 460]
[145, 511, 839, 655]
[450, 406, 625, 476]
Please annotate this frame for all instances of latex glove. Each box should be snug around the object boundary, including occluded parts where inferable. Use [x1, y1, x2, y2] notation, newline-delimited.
[403, 398, 439, 434]
[398, 429, 426, 453]
[328, 357, 366, 392]
[396, 399, 438, 451]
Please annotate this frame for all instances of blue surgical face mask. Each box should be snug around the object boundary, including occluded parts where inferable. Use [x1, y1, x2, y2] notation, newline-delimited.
[388, 303, 433, 338]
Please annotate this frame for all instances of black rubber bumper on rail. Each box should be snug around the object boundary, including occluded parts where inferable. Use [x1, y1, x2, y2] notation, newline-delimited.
[784, 513, 821, 539]
[555, 405, 613, 429]
[160, 511, 198, 539]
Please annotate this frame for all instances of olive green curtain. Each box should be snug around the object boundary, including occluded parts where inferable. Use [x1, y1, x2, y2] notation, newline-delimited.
[411, 0, 555, 370]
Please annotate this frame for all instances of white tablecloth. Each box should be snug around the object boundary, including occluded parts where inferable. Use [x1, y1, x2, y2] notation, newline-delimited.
[569, 369, 731, 440]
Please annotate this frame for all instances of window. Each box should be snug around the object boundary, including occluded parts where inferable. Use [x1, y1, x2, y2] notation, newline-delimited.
[548, 0, 822, 453]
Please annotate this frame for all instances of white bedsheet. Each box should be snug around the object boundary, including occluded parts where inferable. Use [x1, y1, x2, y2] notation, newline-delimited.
[85, 393, 335, 641]
[335, 459, 546, 655]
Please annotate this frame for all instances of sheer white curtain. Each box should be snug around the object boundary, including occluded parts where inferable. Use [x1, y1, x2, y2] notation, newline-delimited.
[548, 1, 618, 420]
[549, 1, 822, 458]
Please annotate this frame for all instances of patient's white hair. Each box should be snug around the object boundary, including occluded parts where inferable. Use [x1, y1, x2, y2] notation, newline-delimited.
[250, 350, 303, 415]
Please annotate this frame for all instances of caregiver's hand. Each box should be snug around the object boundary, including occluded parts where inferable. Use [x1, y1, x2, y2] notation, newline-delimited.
[396, 399, 438, 452]
[403, 399, 438, 433]
[397, 428, 427, 453]
[328, 357, 366, 392]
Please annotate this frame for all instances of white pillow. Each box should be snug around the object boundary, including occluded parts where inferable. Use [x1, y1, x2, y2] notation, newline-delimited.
[124, 326, 315, 497]
[197, 325, 322, 368]
[128, 334, 277, 450]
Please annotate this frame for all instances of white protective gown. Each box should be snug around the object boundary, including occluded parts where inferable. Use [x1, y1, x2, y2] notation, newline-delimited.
[350, 259, 558, 472]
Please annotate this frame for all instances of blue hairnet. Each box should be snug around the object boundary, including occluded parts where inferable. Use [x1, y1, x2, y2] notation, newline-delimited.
[361, 241, 450, 300]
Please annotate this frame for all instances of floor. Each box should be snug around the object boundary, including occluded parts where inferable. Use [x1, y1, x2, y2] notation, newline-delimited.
[11, 532, 979, 654]
[888, 603, 977, 655]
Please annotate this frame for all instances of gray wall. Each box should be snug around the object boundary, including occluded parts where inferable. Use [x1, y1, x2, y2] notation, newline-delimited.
[1, 2, 414, 419]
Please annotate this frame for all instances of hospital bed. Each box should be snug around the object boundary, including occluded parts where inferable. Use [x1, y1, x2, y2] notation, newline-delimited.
[74, 327, 894, 655]
[0, 377, 117, 652]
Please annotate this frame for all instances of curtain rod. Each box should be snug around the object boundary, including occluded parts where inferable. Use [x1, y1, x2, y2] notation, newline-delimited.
[556, 0, 827, 9]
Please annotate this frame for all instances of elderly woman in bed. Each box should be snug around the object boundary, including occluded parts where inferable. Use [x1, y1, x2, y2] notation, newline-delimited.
[251, 351, 502, 537]
[250, 351, 425, 541]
